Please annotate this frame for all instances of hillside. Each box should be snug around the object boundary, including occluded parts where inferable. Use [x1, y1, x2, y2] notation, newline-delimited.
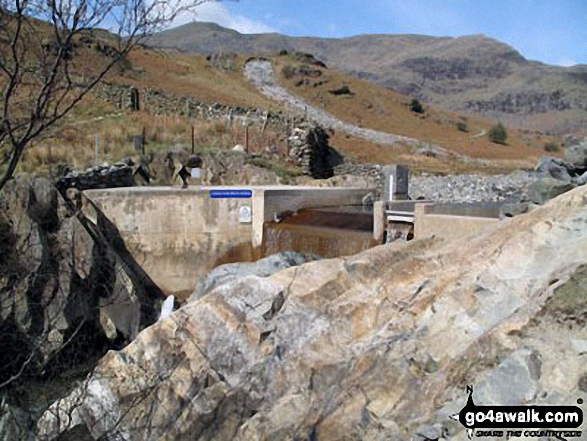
[148, 22, 587, 134]
[27, 46, 552, 175]
[1, 21, 558, 176]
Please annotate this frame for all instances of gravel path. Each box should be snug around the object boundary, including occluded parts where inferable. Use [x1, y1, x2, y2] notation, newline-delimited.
[244, 60, 428, 148]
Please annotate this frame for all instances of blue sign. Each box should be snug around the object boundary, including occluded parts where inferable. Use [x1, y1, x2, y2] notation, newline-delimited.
[209, 189, 253, 199]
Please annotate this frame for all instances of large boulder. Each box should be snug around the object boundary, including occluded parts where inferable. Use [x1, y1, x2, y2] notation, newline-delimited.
[564, 140, 587, 169]
[527, 177, 576, 204]
[190, 252, 320, 301]
[38, 185, 587, 441]
[535, 156, 572, 181]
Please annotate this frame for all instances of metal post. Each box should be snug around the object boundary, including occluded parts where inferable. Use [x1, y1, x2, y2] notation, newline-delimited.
[191, 125, 195, 154]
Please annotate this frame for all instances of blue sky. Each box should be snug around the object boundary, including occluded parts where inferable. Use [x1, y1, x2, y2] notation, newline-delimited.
[177, 0, 587, 66]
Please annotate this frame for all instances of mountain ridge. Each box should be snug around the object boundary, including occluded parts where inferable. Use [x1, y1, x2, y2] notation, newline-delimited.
[148, 22, 587, 134]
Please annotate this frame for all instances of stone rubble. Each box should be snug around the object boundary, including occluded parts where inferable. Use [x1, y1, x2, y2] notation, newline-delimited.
[408, 170, 539, 203]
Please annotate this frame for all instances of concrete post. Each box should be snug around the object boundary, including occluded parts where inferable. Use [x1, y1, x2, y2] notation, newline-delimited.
[383, 164, 409, 202]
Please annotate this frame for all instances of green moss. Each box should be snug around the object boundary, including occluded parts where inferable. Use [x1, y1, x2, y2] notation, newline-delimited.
[247, 157, 303, 182]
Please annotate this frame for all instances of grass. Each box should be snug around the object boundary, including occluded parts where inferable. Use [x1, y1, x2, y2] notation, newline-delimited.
[17, 103, 290, 177]
[247, 156, 304, 182]
[5, 39, 567, 178]
[272, 54, 561, 169]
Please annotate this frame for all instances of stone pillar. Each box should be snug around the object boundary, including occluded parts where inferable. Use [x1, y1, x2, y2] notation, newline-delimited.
[382, 164, 409, 202]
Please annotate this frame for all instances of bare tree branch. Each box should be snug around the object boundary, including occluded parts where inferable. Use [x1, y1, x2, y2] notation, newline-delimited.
[0, 0, 225, 189]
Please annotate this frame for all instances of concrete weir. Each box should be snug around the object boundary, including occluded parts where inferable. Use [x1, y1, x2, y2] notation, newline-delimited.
[81, 186, 372, 299]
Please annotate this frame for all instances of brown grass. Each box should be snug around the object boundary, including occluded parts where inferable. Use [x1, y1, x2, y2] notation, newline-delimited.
[273, 55, 561, 169]
[19, 103, 288, 176]
[8, 38, 562, 177]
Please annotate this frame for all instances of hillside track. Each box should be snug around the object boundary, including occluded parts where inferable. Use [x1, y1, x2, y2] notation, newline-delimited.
[244, 60, 431, 149]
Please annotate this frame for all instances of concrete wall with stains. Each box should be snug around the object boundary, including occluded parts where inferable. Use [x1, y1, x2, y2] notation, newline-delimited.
[82, 186, 371, 299]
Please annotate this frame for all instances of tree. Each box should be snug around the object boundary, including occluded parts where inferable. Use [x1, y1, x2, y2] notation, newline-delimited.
[410, 98, 424, 114]
[0, 0, 223, 190]
[488, 122, 508, 145]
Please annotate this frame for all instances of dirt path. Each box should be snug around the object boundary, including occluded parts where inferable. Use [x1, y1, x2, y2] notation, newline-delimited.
[244, 60, 426, 148]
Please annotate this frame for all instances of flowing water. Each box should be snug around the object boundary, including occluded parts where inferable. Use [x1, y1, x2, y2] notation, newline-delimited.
[262, 206, 379, 258]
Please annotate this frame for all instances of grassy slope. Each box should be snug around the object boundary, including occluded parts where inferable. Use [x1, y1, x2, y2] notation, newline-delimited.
[149, 22, 587, 135]
[10, 34, 560, 176]
[272, 55, 557, 170]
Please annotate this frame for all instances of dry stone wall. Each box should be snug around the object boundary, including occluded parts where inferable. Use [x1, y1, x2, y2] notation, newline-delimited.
[92, 82, 303, 129]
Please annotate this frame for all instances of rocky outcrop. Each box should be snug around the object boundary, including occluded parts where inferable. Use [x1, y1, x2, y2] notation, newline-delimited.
[565, 140, 587, 169]
[0, 177, 167, 439]
[206, 51, 237, 71]
[401, 56, 512, 81]
[56, 161, 136, 192]
[145, 150, 283, 186]
[0, 177, 160, 386]
[528, 141, 587, 204]
[465, 90, 577, 114]
[527, 177, 576, 205]
[38, 185, 587, 440]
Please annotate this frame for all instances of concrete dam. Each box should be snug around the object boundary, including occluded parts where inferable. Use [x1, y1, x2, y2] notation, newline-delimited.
[81, 186, 377, 299]
[80, 167, 505, 300]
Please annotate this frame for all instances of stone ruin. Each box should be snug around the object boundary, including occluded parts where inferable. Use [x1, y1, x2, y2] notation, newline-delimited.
[287, 123, 343, 179]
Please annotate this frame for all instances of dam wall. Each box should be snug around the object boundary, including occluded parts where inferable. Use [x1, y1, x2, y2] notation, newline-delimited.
[82, 186, 371, 299]
[414, 202, 502, 241]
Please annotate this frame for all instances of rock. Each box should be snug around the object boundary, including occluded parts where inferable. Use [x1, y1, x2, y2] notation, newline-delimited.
[571, 339, 587, 355]
[499, 201, 529, 219]
[564, 141, 587, 169]
[189, 252, 320, 301]
[144, 150, 283, 186]
[0, 400, 28, 441]
[527, 177, 576, 204]
[56, 163, 134, 192]
[408, 171, 539, 203]
[38, 186, 587, 440]
[0, 177, 145, 382]
[575, 171, 587, 186]
[535, 156, 572, 181]
[232, 144, 245, 152]
[206, 51, 237, 71]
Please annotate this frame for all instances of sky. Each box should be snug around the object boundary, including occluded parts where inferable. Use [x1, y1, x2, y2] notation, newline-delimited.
[173, 0, 587, 67]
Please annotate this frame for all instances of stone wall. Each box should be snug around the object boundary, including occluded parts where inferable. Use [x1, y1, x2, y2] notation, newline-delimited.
[333, 163, 384, 197]
[92, 82, 303, 129]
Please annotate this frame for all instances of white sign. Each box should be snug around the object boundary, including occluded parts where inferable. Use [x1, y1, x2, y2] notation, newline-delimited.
[239, 205, 252, 223]
[190, 168, 201, 178]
